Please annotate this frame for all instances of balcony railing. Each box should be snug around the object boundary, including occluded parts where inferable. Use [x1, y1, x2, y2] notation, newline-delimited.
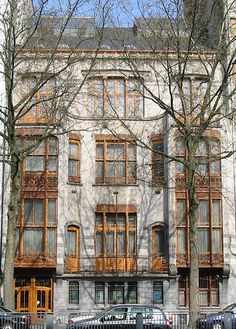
[177, 252, 224, 268]
[64, 255, 169, 274]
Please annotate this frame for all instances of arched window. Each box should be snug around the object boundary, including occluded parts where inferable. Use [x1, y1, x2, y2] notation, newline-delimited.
[65, 226, 80, 272]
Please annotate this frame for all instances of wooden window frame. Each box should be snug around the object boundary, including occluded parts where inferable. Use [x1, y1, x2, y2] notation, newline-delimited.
[65, 225, 80, 273]
[95, 138, 137, 185]
[68, 134, 80, 183]
[152, 135, 164, 186]
[178, 274, 219, 307]
[19, 76, 55, 124]
[152, 225, 167, 257]
[18, 196, 57, 258]
[87, 77, 144, 118]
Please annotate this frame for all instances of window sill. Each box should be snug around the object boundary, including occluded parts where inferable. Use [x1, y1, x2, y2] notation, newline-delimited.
[92, 183, 139, 187]
[67, 181, 83, 186]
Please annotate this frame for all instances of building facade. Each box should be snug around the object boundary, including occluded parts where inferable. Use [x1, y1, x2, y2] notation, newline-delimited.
[1, 0, 236, 316]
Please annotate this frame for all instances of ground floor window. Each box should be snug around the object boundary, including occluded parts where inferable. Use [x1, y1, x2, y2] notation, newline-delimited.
[178, 274, 219, 307]
[153, 281, 163, 304]
[69, 281, 79, 304]
[95, 281, 138, 304]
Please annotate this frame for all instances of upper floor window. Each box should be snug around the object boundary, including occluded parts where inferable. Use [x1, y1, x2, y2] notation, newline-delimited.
[87, 77, 143, 118]
[175, 137, 221, 176]
[152, 225, 166, 257]
[152, 136, 164, 186]
[19, 76, 55, 123]
[179, 77, 208, 123]
[95, 211, 136, 258]
[68, 134, 80, 183]
[24, 137, 58, 174]
[176, 199, 223, 255]
[65, 225, 80, 273]
[96, 138, 137, 185]
[17, 197, 57, 257]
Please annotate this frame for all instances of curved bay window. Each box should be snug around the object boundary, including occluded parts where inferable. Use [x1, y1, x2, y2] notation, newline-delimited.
[65, 226, 80, 272]
[176, 198, 223, 267]
[151, 225, 168, 273]
[17, 197, 57, 260]
[95, 206, 136, 272]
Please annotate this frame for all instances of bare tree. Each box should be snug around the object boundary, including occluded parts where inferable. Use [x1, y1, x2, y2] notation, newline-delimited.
[0, 0, 109, 308]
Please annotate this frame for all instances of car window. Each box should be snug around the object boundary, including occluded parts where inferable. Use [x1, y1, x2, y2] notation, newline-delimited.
[230, 306, 236, 314]
[103, 308, 128, 321]
[130, 307, 153, 320]
[0, 309, 5, 315]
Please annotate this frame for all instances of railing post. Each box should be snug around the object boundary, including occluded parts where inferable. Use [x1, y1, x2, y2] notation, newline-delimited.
[224, 312, 232, 329]
[136, 312, 143, 329]
[46, 313, 54, 329]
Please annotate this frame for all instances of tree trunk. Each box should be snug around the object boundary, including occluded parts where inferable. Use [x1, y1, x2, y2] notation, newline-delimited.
[187, 144, 199, 329]
[3, 156, 21, 309]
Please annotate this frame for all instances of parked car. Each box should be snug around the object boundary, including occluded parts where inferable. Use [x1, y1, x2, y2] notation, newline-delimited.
[196, 303, 236, 329]
[0, 306, 31, 329]
[67, 304, 172, 329]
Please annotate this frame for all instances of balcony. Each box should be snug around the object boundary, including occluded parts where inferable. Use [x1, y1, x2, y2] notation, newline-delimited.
[14, 252, 57, 268]
[22, 172, 58, 192]
[64, 255, 169, 274]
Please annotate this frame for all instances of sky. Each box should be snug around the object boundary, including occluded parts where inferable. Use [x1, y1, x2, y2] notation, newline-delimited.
[33, 0, 178, 27]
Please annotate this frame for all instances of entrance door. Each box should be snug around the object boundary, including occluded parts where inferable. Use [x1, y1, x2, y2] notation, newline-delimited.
[15, 277, 52, 313]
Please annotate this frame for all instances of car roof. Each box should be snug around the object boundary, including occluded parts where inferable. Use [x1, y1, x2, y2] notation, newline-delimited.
[108, 304, 163, 309]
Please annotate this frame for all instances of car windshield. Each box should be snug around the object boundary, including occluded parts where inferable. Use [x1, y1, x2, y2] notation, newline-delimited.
[222, 304, 236, 312]
[0, 307, 15, 313]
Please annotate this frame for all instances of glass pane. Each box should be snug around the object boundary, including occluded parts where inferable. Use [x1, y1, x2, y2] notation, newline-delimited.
[176, 200, 186, 225]
[199, 200, 209, 224]
[177, 229, 186, 252]
[197, 140, 207, 156]
[116, 162, 125, 177]
[69, 143, 79, 157]
[212, 229, 222, 252]
[106, 232, 114, 255]
[212, 200, 221, 225]
[34, 199, 44, 224]
[176, 139, 185, 154]
[129, 231, 135, 255]
[129, 214, 136, 227]
[96, 232, 103, 255]
[34, 140, 45, 155]
[176, 157, 185, 173]
[128, 283, 137, 303]
[210, 140, 220, 154]
[24, 199, 33, 224]
[107, 214, 116, 226]
[49, 138, 58, 155]
[128, 144, 136, 159]
[67, 231, 76, 254]
[24, 229, 43, 253]
[107, 162, 115, 177]
[48, 229, 56, 253]
[96, 214, 103, 227]
[96, 144, 104, 158]
[95, 282, 105, 303]
[116, 214, 125, 226]
[155, 228, 165, 255]
[198, 229, 209, 252]
[69, 160, 78, 176]
[117, 232, 126, 256]
[210, 160, 220, 174]
[48, 199, 56, 224]
[96, 162, 104, 178]
[48, 156, 57, 172]
[26, 156, 45, 171]
[153, 282, 163, 304]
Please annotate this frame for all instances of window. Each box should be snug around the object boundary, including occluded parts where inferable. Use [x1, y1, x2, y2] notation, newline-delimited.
[179, 77, 208, 124]
[24, 137, 58, 174]
[87, 77, 143, 118]
[127, 282, 138, 303]
[176, 199, 223, 263]
[65, 226, 80, 272]
[96, 211, 136, 257]
[18, 198, 57, 256]
[175, 137, 221, 178]
[153, 281, 163, 304]
[178, 275, 219, 307]
[108, 283, 124, 304]
[152, 225, 166, 257]
[68, 134, 80, 182]
[96, 138, 137, 184]
[95, 282, 105, 304]
[19, 77, 55, 123]
[152, 136, 164, 186]
[69, 281, 79, 304]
